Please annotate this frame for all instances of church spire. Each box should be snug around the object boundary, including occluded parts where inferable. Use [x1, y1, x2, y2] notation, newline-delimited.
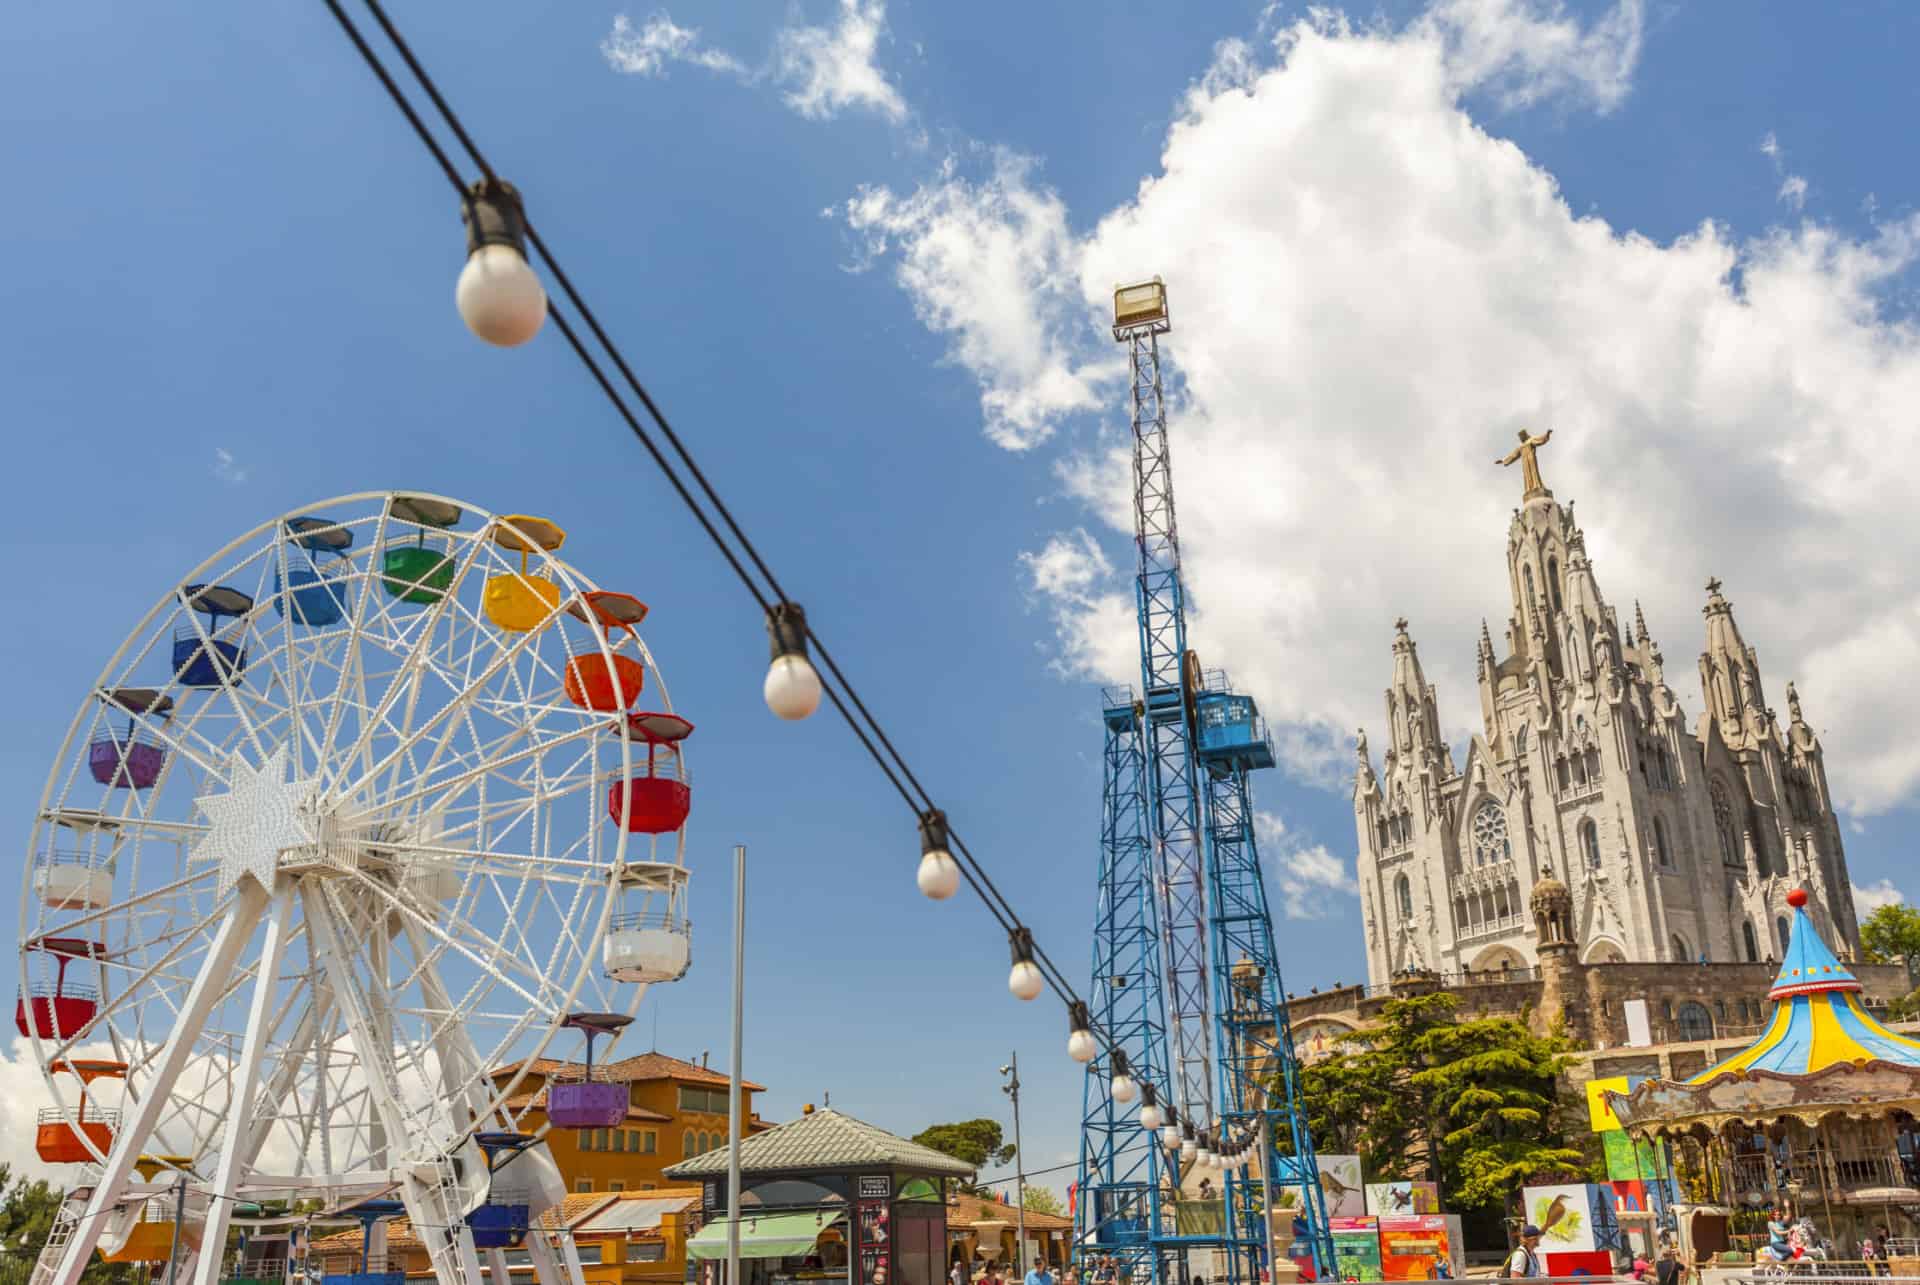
[1387, 617, 1444, 767]
[1633, 600, 1650, 646]
[1700, 576, 1768, 748]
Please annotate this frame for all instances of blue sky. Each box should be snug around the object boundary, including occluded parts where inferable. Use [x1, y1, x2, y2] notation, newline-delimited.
[5, 0, 1919, 1194]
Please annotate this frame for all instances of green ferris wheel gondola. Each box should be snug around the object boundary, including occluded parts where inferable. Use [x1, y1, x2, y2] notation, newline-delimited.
[379, 495, 462, 604]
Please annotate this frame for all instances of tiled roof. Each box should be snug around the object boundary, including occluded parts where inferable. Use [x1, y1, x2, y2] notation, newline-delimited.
[946, 1192, 1072, 1232]
[575, 1189, 703, 1235]
[663, 1108, 976, 1178]
[310, 1194, 618, 1255]
[503, 1088, 673, 1122]
[494, 1050, 766, 1091]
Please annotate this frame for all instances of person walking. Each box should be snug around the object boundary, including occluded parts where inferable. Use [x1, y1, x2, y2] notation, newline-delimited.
[1501, 1226, 1544, 1279]
[1024, 1259, 1055, 1285]
[952, 1260, 969, 1285]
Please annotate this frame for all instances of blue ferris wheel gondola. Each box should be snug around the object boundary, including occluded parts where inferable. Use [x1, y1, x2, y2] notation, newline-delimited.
[172, 584, 253, 687]
[274, 515, 355, 626]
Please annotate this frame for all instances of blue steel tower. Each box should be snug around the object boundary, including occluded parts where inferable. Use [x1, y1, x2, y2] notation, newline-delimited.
[1075, 279, 1333, 1285]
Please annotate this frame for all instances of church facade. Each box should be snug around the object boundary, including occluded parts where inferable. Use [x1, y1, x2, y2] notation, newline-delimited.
[1352, 433, 1858, 987]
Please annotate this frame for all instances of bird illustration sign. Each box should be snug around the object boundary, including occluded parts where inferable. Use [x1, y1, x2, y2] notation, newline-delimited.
[1521, 1184, 1601, 1253]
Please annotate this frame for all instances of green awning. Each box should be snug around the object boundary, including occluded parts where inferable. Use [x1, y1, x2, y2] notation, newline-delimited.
[686, 1212, 844, 1261]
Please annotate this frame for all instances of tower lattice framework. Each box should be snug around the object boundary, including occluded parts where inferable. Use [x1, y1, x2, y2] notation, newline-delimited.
[1075, 285, 1333, 1285]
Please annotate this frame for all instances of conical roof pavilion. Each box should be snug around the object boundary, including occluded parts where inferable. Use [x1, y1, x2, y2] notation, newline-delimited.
[1612, 890, 1920, 1132]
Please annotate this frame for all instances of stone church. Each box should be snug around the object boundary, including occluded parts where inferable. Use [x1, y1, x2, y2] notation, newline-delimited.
[1352, 430, 1858, 988]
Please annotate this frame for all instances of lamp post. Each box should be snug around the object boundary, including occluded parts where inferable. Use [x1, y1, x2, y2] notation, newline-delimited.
[1002, 1054, 1028, 1280]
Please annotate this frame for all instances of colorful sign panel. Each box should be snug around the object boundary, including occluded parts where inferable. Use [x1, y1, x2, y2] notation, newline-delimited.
[1545, 1251, 1616, 1278]
[1586, 1076, 1641, 1132]
[1330, 1217, 1383, 1282]
[1364, 1182, 1439, 1216]
[1319, 1155, 1366, 1218]
[1377, 1215, 1459, 1281]
[1522, 1184, 1599, 1254]
[1601, 1130, 1671, 1181]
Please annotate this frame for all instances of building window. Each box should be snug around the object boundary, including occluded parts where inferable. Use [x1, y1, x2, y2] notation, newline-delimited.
[575, 1180, 593, 1194]
[1777, 916, 1791, 954]
[1556, 757, 1570, 791]
[1653, 816, 1673, 868]
[609, 1181, 626, 1193]
[628, 1244, 667, 1264]
[1524, 564, 1536, 607]
[1547, 557, 1562, 612]
[1586, 748, 1602, 782]
[1580, 820, 1601, 870]
[1670, 935, 1690, 963]
[1716, 999, 1729, 1024]
[678, 1086, 729, 1114]
[1395, 874, 1413, 919]
[1676, 1002, 1714, 1042]
[682, 1129, 694, 1157]
[1743, 920, 1759, 962]
[1711, 780, 1741, 867]
[639, 1129, 656, 1154]
[1661, 999, 1674, 1021]
[1471, 802, 1510, 867]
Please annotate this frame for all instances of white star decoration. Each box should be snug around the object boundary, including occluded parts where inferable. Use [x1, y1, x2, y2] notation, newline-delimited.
[192, 744, 316, 897]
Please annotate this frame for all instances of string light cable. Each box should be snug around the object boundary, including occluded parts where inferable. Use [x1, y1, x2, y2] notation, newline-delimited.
[315, 0, 1259, 1153]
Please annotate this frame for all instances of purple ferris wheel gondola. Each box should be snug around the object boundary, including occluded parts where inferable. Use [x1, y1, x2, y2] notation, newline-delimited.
[546, 1011, 633, 1129]
[86, 688, 173, 790]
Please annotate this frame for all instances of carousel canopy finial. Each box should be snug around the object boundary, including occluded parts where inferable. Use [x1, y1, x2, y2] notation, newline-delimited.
[1769, 886, 1860, 1001]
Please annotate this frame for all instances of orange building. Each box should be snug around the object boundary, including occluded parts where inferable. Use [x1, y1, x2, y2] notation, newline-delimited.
[491, 1050, 769, 1194]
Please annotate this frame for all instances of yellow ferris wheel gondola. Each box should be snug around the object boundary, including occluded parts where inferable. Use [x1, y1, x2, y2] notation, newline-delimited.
[99, 1155, 202, 1263]
[482, 515, 567, 632]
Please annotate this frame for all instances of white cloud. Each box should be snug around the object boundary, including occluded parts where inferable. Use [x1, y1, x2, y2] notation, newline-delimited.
[1419, 0, 1644, 112]
[1017, 530, 1135, 679]
[602, 12, 747, 78]
[850, 6, 1920, 815]
[1778, 174, 1809, 211]
[1759, 131, 1809, 211]
[774, 0, 907, 122]
[212, 447, 246, 484]
[1256, 812, 1360, 920]
[844, 152, 1118, 449]
[1855, 878, 1905, 918]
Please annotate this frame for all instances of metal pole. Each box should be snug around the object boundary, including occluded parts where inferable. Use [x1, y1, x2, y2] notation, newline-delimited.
[1257, 1116, 1277, 1285]
[1005, 1052, 1028, 1279]
[165, 1169, 189, 1285]
[729, 845, 746, 1285]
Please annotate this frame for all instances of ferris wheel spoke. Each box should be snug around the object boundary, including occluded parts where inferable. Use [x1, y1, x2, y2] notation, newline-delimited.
[347, 716, 606, 824]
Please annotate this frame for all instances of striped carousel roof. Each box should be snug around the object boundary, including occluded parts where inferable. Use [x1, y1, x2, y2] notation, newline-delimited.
[1688, 889, 1920, 1083]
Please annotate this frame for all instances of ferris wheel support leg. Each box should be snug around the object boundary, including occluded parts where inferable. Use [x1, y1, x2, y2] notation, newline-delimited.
[523, 1215, 584, 1285]
[46, 882, 270, 1285]
[487, 1247, 513, 1284]
[193, 881, 296, 1285]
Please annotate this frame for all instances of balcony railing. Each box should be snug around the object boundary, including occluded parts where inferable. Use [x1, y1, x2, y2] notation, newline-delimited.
[1717, 1148, 1916, 1200]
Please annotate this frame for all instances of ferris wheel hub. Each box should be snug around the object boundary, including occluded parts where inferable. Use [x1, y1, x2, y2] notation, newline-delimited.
[189, 745, 320, 897]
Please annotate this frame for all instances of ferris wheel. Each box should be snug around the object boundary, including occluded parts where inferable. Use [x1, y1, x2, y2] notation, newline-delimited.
[18, 492, 697, 1285]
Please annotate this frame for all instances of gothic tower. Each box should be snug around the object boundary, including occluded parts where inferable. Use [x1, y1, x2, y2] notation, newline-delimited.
[1352, 431, 1858, 988]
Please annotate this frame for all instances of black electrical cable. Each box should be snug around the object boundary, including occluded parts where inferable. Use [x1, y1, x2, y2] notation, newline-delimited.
[318, 0, 1198, 1117]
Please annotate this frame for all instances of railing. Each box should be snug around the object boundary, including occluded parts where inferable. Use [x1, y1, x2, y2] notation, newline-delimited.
[1457, 913, 1528, 942]
[1358, 966, 1541, 999]
[608, 909, 689, 934]
[1717, 1148, 1912, 1198]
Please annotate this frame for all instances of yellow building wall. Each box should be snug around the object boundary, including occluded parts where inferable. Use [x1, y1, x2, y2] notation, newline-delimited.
[505, 1075, 756, 1194]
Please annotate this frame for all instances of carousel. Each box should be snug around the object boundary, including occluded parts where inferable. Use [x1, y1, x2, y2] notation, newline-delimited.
[1610, 890, 1920, 1262]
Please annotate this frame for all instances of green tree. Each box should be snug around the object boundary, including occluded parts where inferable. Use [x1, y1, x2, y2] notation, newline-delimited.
[1292, 993, 1584, 1213]
[914, 1119, 1012, 1194]
[1020, 1186, 1064, 1217]
[0, 1165, 132, 1284]
[1860, 902, 1920, 983]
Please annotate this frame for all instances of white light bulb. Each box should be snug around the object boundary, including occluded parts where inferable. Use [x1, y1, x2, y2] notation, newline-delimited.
[1139, 1103, 1163, 1131]
[1180, 1140, 1197, 1161]
[917, 849, 960, 900]
[1160, 1126, 1180, 1149]
[1008, 960, 1044, 1001]
[1067, 1028, 1097, 1063]
[456, 243, 547, 347]
[1111, 1073, 1136, 1103]
[763, 653, 822, 720]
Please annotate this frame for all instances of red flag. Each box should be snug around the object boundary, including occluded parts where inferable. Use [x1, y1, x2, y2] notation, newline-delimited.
[1067, 1183, 1077, 1217]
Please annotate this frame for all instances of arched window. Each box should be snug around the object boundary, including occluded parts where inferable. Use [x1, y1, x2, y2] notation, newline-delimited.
[1711, 780, 1740, 867]
[1376, 820, 1389, 851]
[1523, 564, 1536, 607]
[1670, 934, 1690, 962]
[1396, 874, 1413, 919]
[1556, 757, 1571, 791]
[1571, 752, 1587, 786]
[1742, 920, 1759, 962]
[1776, 916, 1791, 954]
[1653, 816, 1673, 868]
[1676, 1002, 1714, 1042]
[1547, 557, 1563, 611]
[682, 1129, 695, 1157]
[1454, 897, 1468, 930]
[1586, 748, 1602, 782]
[1472, 802, 1510, 867]
[1580, 820, 1601, 869]
[1515, 725, 1529, 755]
